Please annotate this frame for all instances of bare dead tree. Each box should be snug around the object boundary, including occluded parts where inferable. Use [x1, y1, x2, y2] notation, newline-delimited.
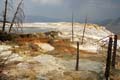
[75, 42, 80, 71]
[71, 12, 74, 42]
[2, 0, 8, 32]
[105, 37, 113, 80]
[0, 11, 4, 22]
[9, 0, 25, 33]
[112, 35, 118, 69]
[81, 16, 87, 45]
[0, 0, 25, 33]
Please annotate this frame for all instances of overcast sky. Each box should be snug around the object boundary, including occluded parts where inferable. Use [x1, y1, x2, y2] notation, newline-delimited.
[0, 0, 120, 22]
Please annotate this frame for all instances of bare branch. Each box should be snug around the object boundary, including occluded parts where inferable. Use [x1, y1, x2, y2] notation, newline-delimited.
[2, 0, 8, 32]
[9, 0, 24, 33]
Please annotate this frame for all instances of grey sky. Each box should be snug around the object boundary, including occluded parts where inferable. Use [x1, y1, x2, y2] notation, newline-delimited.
[23, 0, 120, 22]
[0, 0, 120, 22]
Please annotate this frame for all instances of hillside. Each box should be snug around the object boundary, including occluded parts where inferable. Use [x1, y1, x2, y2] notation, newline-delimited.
[23, 22, 112, 38]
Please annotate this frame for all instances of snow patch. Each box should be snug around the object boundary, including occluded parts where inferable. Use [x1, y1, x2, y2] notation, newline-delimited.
[36, 43, 55, 52]
[118, 40, 120, 48]
[72, 44, 99, 53]
[32, 55, 103, 73]
[23, 22, 112, 40]
[27, 54, 65, 75]
[0, 51, 12, 57]
[0, 45, 12, 52]
[9, 54, 23, 62]
[60, 59, 103, 73]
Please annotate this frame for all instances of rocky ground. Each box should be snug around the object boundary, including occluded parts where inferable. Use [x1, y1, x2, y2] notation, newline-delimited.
[0, 31, 119, 80]
[0, 23, 120, 80]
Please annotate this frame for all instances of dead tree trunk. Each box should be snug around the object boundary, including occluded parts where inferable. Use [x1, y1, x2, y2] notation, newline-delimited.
[81, 16, 87, 45]
[71, 12, 74, 42]
[112, 35, 118, 69]
[9, 0, 23, 33]
[105, 37, 113, 80]
[2, 0, 8, 32]
[75, 42, 80, 71]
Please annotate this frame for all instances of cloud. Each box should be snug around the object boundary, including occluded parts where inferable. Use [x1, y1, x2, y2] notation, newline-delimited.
[24, 0, 120, 22]
[65, 0, 112, 9]
[32, 0, 63, 5]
